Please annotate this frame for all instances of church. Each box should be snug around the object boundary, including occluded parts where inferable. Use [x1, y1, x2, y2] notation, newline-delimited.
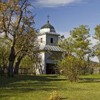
[35, 18, 63, 74]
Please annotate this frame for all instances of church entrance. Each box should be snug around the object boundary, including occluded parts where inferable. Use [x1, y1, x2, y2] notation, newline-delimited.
[46, 63, 56, 74]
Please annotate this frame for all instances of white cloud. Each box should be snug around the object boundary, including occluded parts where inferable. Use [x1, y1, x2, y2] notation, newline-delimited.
[34, 0, 81, 7]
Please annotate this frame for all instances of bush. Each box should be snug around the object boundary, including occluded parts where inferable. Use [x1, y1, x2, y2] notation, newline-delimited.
[58, 55, 85, 82]
[48, 91, 62, 100]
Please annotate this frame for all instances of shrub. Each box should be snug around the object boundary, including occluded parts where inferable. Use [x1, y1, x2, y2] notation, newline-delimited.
[58, 55, 85, 82]
[48, 91, 62, 100]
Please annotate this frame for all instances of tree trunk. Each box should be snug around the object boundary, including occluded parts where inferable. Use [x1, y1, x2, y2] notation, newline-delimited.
[8, 61, 14, 77]
[14, 59, 21, 74]
[8, 46, 15, 77]
[14, 55, 25, 74]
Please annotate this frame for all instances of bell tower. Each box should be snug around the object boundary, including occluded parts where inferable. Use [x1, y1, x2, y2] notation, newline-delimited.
[36, 18, 63, 74]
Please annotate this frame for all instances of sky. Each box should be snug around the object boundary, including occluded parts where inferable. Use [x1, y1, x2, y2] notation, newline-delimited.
[30, 0, 100, 62]
[31, 0, 100, 37]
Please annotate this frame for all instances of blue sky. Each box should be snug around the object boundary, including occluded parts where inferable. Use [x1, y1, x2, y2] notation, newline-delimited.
[31, 0, 100, 37]
[30, 0, 100, 62]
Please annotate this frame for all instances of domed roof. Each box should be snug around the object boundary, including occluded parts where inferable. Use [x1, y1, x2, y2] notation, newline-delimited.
[40, 20, 56, 32]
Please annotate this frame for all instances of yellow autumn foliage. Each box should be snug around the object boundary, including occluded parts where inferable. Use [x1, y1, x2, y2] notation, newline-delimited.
[0, 3, 7, 11]
[48, 91, 62, 100]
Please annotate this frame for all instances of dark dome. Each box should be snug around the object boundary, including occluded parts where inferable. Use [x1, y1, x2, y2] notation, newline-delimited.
[41, 21, 55, 30]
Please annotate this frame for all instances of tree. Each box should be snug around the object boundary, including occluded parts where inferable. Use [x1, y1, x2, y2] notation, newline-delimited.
[0, 39, 10, 67]
[94, 25, 100, 63]
[59, 25, 91, 59]
[14, 29, 37, 74]
[58, 37, 74, 56]
[58, 25, 91, 81]
[20, 52, 40, 74]
[70, 25, 91, 74]
[58, 55, 84, 82]
[0, 0, 36, 77]
[70, 25, 90, 60]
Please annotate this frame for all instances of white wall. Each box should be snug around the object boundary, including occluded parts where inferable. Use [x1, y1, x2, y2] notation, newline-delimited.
[35, 52, 46, 74]
[37, 34, 46, 48]
[36, 28, 60, 74]
[40, 28, 55, 33]
[46, 34, 58, 46]
[40, 28, 50, 33]
[40, 52, 46, 74]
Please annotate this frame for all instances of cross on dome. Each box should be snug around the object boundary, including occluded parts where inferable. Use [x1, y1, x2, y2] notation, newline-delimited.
[47, 15, 50, 23]
[40, 16, 56, 33]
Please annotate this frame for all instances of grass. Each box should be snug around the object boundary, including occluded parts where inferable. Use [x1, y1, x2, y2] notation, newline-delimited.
[0, 74, 100, 100]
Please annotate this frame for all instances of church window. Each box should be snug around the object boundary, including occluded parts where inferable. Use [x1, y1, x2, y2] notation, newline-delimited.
[40, 38, 43, 43]
[50, 38, 53, 43]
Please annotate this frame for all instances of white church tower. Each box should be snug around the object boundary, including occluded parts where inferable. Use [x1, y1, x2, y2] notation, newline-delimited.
[36, 17, 63, 74]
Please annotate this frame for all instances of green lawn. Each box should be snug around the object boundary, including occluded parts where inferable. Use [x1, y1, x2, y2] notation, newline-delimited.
[0, 74, 100, 100]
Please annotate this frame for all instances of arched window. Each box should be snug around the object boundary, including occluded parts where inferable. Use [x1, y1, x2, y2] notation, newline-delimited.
[50, 38, 53, 43]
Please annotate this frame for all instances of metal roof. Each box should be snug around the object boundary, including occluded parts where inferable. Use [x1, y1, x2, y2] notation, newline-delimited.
[40, 45, 64, 52]
[41, 21, 55, 30]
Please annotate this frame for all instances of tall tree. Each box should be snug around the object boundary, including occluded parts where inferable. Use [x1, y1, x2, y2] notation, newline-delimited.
[59, 25, 91, 60]
[70, 25, 90, 60]
[0, 0, 36, 77]
[94, 25, 100, 63]
[58, 25, 91, 81]
[14, 31, 38, 74]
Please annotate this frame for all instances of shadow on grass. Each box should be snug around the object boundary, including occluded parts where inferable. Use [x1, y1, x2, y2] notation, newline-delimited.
[1, 75, 100, 99]
[0, 75, 66, 92]
[79, 77, 100, 83]
[0, 75, 67, 99]
[0, 75, 65, 86]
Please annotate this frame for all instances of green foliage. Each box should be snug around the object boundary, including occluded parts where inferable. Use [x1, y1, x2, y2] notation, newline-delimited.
[20, 55, 34, 68]
[20, 54, 40, 74]
[58, 37, 74, 55]
[95, 25, 100, 40]
[94, 25, 100, 63]
[58, 55, 85, 82]
[70, 25, 90, 59]
[59, 25, 91, 60]
[58, 25, 91, 81]
[0, 39, 10, 67]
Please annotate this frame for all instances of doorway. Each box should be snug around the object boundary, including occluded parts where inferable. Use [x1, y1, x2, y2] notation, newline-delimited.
[46, 63, 56, 74]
